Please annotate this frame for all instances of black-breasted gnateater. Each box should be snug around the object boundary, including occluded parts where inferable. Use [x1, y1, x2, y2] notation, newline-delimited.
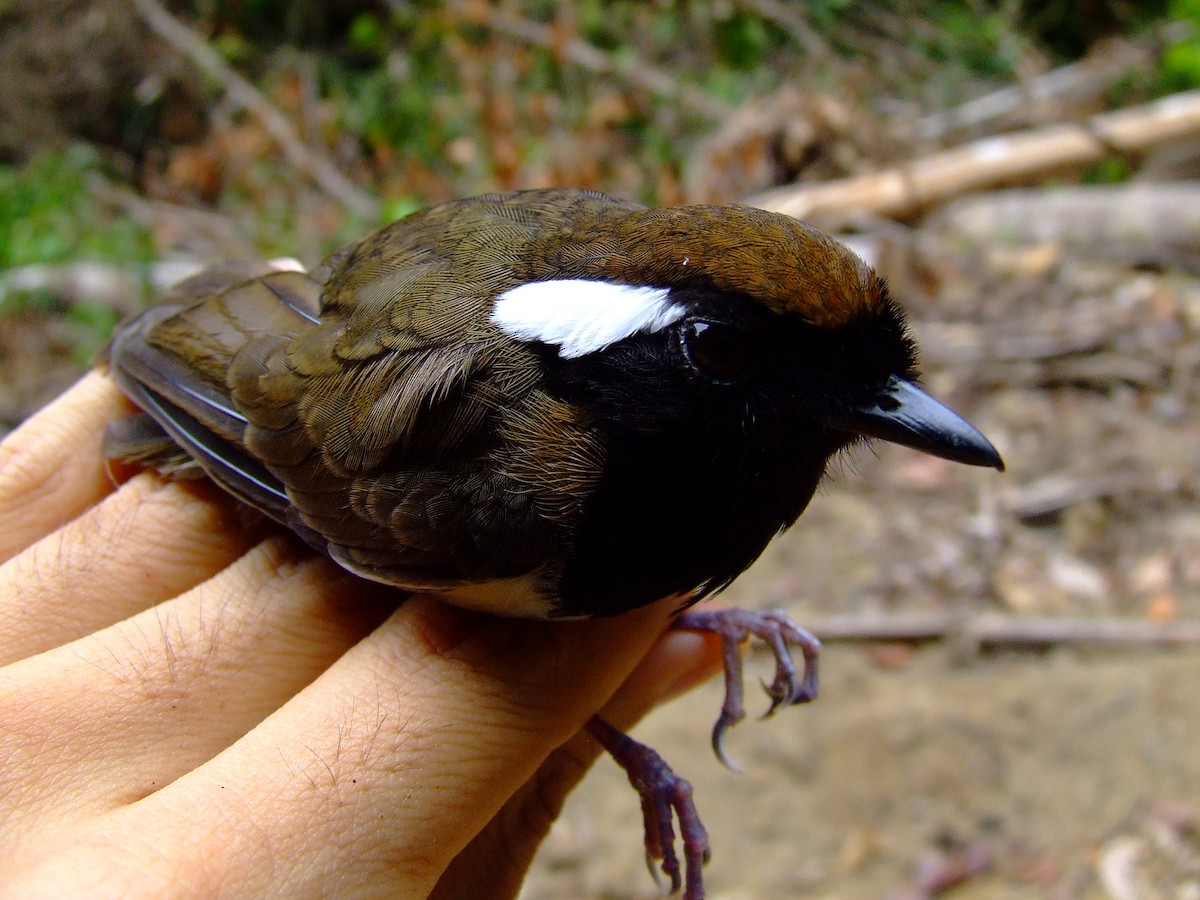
[104, 189, 1003, 899]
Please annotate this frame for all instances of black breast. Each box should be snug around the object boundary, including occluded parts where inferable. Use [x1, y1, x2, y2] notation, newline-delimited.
[555, 426, 829, 617]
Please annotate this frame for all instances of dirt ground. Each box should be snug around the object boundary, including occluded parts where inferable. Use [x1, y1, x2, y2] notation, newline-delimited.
[519, 242, 1200, 899]
[523, 591, 1200, 899]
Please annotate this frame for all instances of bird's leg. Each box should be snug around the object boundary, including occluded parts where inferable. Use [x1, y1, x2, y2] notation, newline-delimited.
[586, 715, 710, 900]
[672, 608, 821, 771]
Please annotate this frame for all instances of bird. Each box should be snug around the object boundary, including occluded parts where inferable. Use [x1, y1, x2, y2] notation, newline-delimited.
[103, 188, 1003, 899]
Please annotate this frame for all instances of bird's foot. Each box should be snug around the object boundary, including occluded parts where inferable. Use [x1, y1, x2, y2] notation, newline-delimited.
[673, 607, 821, 771]
[586, 715, 710, 900]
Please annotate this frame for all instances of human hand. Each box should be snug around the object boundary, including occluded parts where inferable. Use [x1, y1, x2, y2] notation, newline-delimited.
[0, 373, 721, 897]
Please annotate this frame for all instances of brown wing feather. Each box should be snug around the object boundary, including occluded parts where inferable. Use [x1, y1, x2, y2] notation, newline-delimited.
[104, 266, 323, 521]
[106, 190, 628, 597]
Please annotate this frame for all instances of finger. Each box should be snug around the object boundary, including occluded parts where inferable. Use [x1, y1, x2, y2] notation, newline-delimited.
[0, 473, 263, 664]
[85, 596, 683, 896]
[430, 627, 724, 899]
[0, 536, 396, 829]
[0, 372, 129, 562]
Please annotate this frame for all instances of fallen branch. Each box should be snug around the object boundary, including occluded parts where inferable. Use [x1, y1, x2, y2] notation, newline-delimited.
[998, 472, 1141, 521]
[0, 259, 204, 316]
[936, 183, 1200, 269]
[86, 173, 250, 259]
[914, 37, 1157, 142]
[749, 90, 1200, 227]
[128, 0, 380, 221]
[788, 613, 1200, 650]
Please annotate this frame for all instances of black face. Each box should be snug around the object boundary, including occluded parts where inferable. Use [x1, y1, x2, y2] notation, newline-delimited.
[540, 283, 918, 616]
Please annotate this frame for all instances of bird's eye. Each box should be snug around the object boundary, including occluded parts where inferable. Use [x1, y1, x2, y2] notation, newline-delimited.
[680, 319, 750, 382]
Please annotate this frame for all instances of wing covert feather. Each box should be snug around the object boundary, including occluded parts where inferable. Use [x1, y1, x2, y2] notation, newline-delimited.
[105, 190, 635, 599]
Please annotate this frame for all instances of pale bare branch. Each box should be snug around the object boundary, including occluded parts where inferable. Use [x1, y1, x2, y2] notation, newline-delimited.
[750, 90, 1200, 227]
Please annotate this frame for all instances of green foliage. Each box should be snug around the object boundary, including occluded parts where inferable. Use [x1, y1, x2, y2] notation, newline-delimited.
[1171, 0, 1200, 19]
[578, 0, 625, 51]
[65, 301, 124, 365]
[1160, 0, 1200, 91]
[919, 4, 1022, 77]
[0, 286, 55, 317]
[0, 148, 155, 361]
[806, 0, 855, 27]
[0, 147, 155, 270]
[712, 11, 777, 71]
[1082, 157, 1131, 184]
[348, 12, 386, 55]
[212, 30, 253, 65]
[319, 14, 463, 173]
[380, 197, 423, 224]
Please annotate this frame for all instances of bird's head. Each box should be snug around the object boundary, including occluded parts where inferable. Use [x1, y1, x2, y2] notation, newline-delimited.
[491, 202, 1003, 476]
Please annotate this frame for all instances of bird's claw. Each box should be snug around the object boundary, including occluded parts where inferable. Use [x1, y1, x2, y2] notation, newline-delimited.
[587, 716, 710, 900]
[591, 609, 818, 898]
[675, 607, 821, 771]
[761, 674, 792, 718]
[709, 709, 742, 774]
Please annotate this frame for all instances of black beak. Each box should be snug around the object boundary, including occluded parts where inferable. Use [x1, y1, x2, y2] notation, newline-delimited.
[839, 376, 1004, 471]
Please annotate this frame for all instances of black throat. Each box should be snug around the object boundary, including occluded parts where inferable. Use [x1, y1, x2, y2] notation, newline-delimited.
[532, 293, 897, 618]
[555, 422, 834, 617]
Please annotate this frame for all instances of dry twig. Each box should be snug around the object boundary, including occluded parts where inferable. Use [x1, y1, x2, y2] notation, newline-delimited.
[795, 613, 1200, 651]
[128, 0, 380, 220]
[999, 472, 1141, 521]
[86, 173, 249, 258]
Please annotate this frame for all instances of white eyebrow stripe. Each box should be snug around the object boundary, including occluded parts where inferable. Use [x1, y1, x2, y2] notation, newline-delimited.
[491, 279, 684, 359]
